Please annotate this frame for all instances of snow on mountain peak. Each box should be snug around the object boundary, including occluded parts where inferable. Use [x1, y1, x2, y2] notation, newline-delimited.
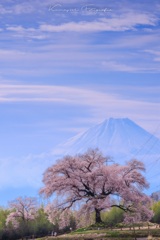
[51, 118, 160, 163]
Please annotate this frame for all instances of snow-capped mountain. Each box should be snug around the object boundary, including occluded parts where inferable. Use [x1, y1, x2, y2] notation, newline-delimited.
[52, 118, 160, 163]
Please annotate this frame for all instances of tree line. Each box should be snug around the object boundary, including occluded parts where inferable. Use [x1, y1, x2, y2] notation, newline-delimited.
[0, 198, 159, 239]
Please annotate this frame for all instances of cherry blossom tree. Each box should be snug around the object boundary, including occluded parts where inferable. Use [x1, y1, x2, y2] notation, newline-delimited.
[6, 197, 38, 231]
[124, 201, 153, 237]
[44, 202, 75, 230]
[40, 149, 152, 224]
[124, 205, 153, 226]
[124, 203, 153, 240]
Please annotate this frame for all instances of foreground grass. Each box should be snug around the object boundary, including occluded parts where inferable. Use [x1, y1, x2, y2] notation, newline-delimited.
[36, 222, 160, 239]
[37, 227, 160, 240]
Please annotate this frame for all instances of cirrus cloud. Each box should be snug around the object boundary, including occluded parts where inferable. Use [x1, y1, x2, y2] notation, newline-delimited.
[39, 13, 158, 32]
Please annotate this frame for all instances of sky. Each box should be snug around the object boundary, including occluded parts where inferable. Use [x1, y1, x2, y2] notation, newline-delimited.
[0, 0, 160, 206]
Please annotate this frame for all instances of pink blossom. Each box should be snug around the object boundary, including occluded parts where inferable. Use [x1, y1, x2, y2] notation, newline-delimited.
[6, 197, 38, 229]
[40, 149, 152, 224]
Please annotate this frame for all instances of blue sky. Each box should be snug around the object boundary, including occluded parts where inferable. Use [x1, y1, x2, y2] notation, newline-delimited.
[0, 0, 160, 206]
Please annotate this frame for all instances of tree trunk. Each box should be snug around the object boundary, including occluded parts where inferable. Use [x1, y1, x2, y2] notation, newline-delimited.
[133, 225, 137, 240]
[95, 208, 102, 223]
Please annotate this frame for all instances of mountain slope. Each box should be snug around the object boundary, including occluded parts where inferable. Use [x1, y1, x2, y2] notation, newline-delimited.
[52, 118, 160, 162]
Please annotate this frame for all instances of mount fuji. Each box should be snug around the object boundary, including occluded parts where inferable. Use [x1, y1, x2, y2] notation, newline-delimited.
[52, 118, 160, 162]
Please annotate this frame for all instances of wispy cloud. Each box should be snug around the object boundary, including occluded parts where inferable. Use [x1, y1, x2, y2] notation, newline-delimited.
[5, 25, 47, 40]
[4, 11, 158, 34]
[0, 2, 34, 15]
[0, 0, 85, 17]
[6, 26, 36, 32]
[144, 49, 160, 62]
[101, 60, 138, 72]
[1, 37, 160, 75]
[39, 13, 158, 32]
[0, 4, 12, 14]
[13, 2, 34, 14]
[0, 83, 159, 116]
[0, 83, 113, 104]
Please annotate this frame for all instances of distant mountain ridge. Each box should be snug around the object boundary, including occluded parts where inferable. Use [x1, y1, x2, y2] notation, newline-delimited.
[52, 118, 160, 163]
[151, 191, 160, 201]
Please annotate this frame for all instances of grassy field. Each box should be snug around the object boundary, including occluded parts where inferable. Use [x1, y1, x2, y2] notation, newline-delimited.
[36, 226, 160, 240]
